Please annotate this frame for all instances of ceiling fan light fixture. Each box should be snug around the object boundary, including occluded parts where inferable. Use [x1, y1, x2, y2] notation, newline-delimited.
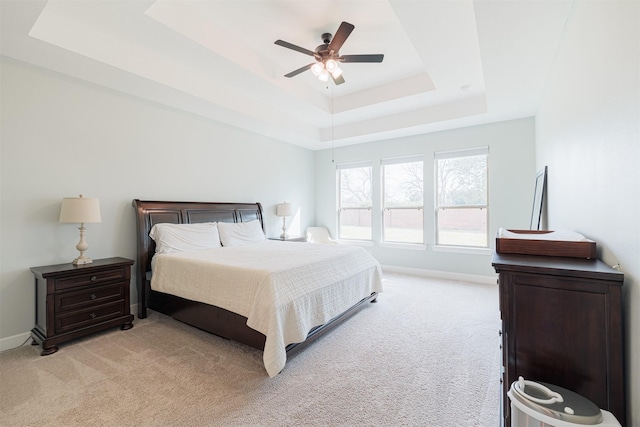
[318, 69, 330, 82]
[311, 62, 324, 77]
[325, 59, 338, 72]
[330, 66, 343, 79]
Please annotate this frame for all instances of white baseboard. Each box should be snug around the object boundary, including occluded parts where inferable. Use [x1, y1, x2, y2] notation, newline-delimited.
[0, 331, 32, 353]
[381, 264, 497, 285]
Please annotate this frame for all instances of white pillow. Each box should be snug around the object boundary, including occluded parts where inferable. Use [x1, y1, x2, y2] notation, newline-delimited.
[149, 222, 221, 254]
[217, 220, 265, 247]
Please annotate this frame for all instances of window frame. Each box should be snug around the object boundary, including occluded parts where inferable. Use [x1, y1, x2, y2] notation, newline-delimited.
[434, 147, 489, 249]
[381, 155, 424, 245]
[336, 161, 373, 242]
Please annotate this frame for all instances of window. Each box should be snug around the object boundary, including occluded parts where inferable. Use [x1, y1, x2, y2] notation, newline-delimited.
[337, 163, 372, 240]
[382, 157, 423, 244]
[435, 147, 488, 247]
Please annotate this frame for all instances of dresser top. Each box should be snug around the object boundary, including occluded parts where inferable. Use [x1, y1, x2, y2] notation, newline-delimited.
[492, 252, 624, 282]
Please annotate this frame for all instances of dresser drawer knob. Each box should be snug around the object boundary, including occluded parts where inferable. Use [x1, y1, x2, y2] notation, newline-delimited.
[90, 294, 97, 300]
[90, 276, 98, 282]
[89, 313, 96, 319]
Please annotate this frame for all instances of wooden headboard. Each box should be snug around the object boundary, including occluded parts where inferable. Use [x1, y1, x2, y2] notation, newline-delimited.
[132, 199, 264, 318]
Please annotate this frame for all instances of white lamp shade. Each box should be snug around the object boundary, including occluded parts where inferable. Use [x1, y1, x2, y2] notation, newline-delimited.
[59, 195, 101, 224]
[276, 202, 293, 217]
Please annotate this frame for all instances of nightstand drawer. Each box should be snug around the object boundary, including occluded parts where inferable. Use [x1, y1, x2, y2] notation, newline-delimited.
[53, 266, 128, 291]
[55, 283, 125, 312]
[55, 300, 125, 334]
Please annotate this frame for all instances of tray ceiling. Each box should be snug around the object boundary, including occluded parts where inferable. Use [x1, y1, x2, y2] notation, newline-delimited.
[0, 0, 573, 150]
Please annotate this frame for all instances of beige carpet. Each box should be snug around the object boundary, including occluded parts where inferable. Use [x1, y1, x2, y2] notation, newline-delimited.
[0, 272, 500, 426]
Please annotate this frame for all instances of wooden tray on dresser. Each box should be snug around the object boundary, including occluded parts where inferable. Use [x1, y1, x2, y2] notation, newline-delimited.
[495, 229, 596, 259]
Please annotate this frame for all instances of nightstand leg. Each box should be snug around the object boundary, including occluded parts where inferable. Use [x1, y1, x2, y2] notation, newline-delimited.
[121, 322, 133, 330]
[41, 345, 58, 356]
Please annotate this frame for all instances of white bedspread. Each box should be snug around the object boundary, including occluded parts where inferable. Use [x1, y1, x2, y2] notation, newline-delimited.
[150, 240, 383, 377]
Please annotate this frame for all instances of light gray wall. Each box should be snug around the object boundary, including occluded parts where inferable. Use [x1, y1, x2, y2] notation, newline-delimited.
[535, 1, 639, 424]
[314, 118, 536, 277]
[0, 58, 315, 345]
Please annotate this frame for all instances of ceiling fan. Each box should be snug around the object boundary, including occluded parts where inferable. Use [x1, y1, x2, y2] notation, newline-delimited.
[275, 21, 384, 85]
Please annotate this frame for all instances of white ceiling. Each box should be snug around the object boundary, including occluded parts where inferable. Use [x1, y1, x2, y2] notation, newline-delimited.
[0, 0, 574, 150]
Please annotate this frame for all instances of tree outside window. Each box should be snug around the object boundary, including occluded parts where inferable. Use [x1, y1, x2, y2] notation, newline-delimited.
[435, 148, 488, 247]
[382, 158, 424, 244]
[337, 165, 372, 240]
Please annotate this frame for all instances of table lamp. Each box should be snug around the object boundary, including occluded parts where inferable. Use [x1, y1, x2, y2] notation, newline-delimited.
[276, 202, 293, 239]
[59, 194, 101, 265]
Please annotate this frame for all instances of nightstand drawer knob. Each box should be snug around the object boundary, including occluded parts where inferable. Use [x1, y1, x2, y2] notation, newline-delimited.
[90, 294, 97, 300]
[90, 276, 98, 282]
[89, 313, 97, 319]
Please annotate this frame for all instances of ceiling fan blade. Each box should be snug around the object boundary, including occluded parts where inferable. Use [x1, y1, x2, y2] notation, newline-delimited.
[328, 21, 355, 53]
[284, 63, 314, 78]
[275, 40, 316, 57]
[340, 54, 384, 63]
[331, 73, 346, 85]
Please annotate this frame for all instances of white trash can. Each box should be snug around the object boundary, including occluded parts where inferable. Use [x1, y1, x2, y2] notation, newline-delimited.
[508, 377, 621, 427]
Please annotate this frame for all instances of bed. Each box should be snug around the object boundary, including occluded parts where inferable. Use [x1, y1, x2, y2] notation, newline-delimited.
[133, 199, 382, 376]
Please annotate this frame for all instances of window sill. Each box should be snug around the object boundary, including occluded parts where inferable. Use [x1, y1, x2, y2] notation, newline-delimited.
[378, 242, 427, 251]
[432, 245, 491, 255]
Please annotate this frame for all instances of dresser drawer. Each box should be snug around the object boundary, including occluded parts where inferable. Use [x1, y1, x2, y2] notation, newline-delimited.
[55, 283, 125, 312]
[55, 300, 125, 334]
[53, 266, 128, 292]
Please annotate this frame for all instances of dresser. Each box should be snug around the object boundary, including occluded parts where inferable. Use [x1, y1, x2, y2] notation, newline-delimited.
[492, 253, 625, 426]
[30, 257, 135, 355]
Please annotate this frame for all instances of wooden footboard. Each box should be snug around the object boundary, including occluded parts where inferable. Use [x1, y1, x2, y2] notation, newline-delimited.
[285, 291, 378, 358]
[146, 281, 378, 355]
[146, 284, 267, 350]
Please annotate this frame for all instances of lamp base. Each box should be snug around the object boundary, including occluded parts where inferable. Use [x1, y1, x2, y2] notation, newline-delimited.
[280, 217, 288, 240]
[72, 224, 93, 265]
[73, 255, 93, 265]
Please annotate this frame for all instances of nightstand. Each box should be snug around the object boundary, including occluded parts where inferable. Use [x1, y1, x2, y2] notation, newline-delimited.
[269, 236, 307, 242]
[30, 257, 135, 355]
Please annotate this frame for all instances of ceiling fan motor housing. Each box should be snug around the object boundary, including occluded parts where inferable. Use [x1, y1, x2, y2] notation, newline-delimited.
[315, 33, 336, 60]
